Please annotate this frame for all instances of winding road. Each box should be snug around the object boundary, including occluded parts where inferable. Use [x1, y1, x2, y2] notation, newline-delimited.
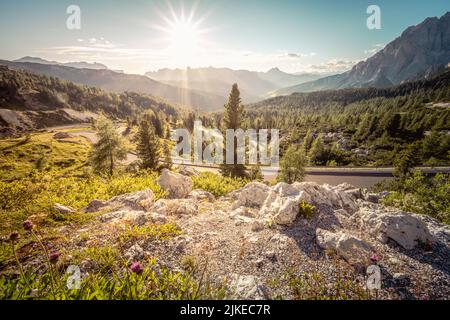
[48, 124, 450, 188]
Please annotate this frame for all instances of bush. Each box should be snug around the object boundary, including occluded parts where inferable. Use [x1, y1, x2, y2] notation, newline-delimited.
[298, 201, 316, 219]
[192, 172, 249, 197]
[277, 146, 307, 184]
[381, 172, 450, 225]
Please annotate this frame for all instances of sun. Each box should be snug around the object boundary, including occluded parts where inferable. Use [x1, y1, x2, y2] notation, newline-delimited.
[155, 4, 210, 65]
[167, 18, 200, 52]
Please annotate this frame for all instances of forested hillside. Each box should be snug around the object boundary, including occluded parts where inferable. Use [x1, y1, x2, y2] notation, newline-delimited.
[0, 66, 183, 134]
[244, 70, 450, 166]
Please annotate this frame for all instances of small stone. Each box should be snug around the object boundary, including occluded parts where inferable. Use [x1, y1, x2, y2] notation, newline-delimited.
[54, 203, 76, 214]
[254, 258, 264, 268]
[251, 220, 265, 232]
[124, 244, 144, 262]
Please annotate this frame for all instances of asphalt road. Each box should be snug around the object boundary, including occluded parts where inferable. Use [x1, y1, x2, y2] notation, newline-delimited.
[48, 124, 450, 189]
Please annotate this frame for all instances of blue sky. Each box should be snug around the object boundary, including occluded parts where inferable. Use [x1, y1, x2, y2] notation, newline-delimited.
[0, 0, 448, 74]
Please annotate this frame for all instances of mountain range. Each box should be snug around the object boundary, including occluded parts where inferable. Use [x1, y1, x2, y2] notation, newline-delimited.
[1, 12, 449, 111]
[0, 60, 226, 112]
[146, 67, 328, 102]
[13, 56, 109, 71]
[274, 12, 450, 95]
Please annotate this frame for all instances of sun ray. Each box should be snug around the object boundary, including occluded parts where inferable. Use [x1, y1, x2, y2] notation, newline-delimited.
[151, 1, 213, 68]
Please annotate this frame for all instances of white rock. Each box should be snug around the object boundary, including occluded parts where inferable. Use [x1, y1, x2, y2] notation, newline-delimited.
[357, 206, 435, 250]
[158, 169, 193, 199]
[124, 244, 144, 262]
[99, 210, 147, 226]
[153, 199, 198, 216]
[229, 274, 268, 300]
[233, 182, 271, 209]
[83, 189, 154, 213]
[292, 182, 358, 213]
[54, 203, 76, 214]
[316, 228, 372, 263]
[188, 189, 215, 202]
[259, 183, 304, 226]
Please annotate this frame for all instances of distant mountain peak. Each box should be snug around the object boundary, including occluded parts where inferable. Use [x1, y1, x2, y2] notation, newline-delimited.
[14, 56, 108, 70]
[267, 67, 283, 73]
[274, 12, 450, 95]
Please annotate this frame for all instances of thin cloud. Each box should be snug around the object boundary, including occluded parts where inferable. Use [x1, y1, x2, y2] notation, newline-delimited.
[364, 43, 385, 55]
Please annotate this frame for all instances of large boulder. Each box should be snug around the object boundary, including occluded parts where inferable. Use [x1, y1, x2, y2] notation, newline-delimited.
[232, 182, 271, 209]
[357, 207, 435, 250]
[334, 183, 364, 200]
[158, 169, 193, 199]
[153, 199, 198, 216]
[259, 183, 304, 226]
[292, 182, 358, 213]
[82, 189, 154, 213]
[316, 228, 372, 263]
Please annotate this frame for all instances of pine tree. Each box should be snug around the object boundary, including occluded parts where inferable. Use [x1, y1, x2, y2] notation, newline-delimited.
[220, 84, 247, 178]
[249, 165, 264, 181]
[277, 146, 307, 184]
[394, 142, 421, 180]
[309, 135, 328, 165]
[89, 117, 127, 175]
[136, 118, 160, 170]
[162, 142, 173, 170]
[302, 129, 315, 153]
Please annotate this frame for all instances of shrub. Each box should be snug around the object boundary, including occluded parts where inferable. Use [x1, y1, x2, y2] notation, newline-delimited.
[298, 201, 316, 219]
[382, 172, 450, 225]
[192, 172, 249, 197]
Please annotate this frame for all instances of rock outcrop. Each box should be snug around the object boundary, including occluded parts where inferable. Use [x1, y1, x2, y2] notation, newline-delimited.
[357, 207, 435, 250]
[158, 169, 193, 199]
[259, 183, 303, 226]
[316, 229, 372, 263]
[232, 182, 271, 209]
[188, 189, 215, 202]
[82, 189, 154, 213]
[153, 199, 198, 216]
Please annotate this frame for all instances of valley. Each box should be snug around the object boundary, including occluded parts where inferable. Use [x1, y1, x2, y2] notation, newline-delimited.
[0, 5, 449, 302]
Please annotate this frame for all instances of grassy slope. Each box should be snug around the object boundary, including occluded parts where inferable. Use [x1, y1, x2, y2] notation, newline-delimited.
[0, 132, 91, 181]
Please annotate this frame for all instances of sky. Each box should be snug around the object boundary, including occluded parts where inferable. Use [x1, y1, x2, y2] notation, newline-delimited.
[0, 0, 448, 74]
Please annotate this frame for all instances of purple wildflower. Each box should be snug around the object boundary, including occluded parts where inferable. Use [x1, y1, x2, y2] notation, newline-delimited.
[23, 220, 34, 231]
[370, 253, 379, 264]
[130, 262, 143, 274]
[48, 251, 61, 263]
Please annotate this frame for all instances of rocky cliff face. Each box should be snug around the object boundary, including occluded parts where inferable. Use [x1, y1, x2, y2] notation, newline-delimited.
[279, 12, 450, 94]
